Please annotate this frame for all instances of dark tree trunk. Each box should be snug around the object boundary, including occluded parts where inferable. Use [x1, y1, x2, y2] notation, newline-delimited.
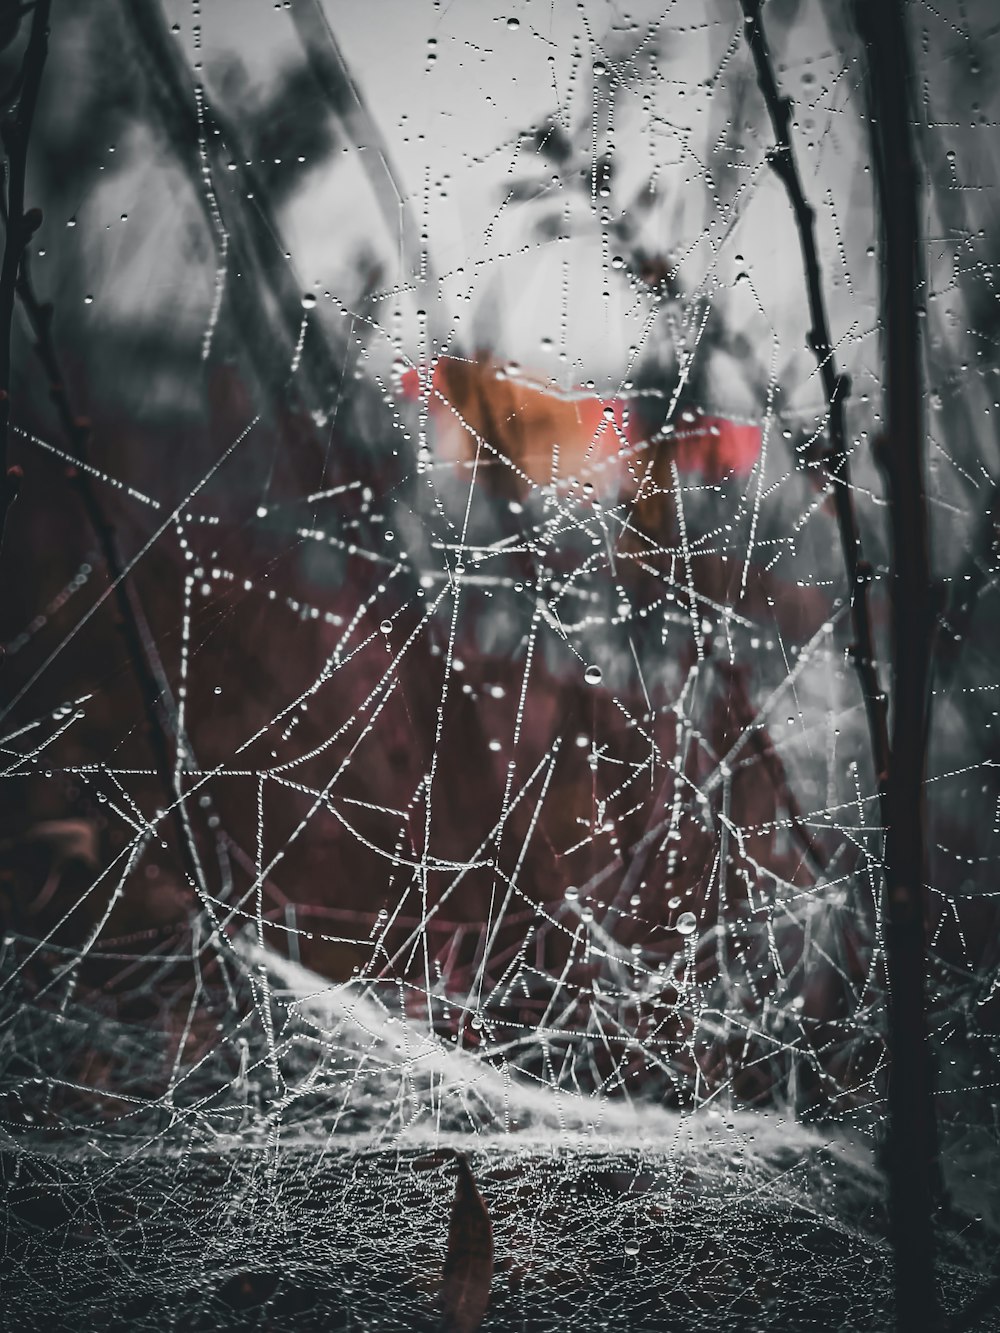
[853, 3, 941, 1329]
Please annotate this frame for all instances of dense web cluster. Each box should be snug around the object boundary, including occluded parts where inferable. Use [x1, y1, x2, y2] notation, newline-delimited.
[2, 1, 1000, 1328]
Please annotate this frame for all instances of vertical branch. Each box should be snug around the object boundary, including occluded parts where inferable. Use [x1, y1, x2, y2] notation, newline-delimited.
[19, 278, 208, 897]
[740, 1, 941, 1328]
[853, 2, 940, 1330]
[737, 0, 891, 797]
[0, 7, 209, 905]
[0, 244, 209, 898]
[0, 0, 50, 562]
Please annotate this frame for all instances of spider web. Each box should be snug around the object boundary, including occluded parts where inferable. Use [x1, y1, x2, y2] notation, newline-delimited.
[2, 1, 1000, 1328]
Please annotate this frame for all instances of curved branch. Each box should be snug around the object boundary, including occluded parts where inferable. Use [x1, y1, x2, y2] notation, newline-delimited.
[739, 0, 890, 802]
[6, 235, 209, 897]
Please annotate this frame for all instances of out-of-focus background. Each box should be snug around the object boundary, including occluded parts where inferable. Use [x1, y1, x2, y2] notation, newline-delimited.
[2, 1, 1000, 1328]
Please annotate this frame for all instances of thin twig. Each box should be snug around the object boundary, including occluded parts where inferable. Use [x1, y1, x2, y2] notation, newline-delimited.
[853, 3, 941, 1329]
[0, 5, 208, 904]
[738, 0, 890, 803]
[0, 0, 50, 563]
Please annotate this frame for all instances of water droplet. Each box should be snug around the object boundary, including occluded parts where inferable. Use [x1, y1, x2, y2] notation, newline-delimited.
[676, 911, 698, 936]
[584, 664, 603, 685]
[624, 1240, 640, 1256]
[506, 15, 519, 27]
[301, 292, 317, 309]
[379, 620, 392, 634]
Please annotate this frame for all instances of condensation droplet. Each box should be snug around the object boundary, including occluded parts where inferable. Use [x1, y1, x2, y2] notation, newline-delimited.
[676, 911, 698, 936]
[584, 664, 603, 685]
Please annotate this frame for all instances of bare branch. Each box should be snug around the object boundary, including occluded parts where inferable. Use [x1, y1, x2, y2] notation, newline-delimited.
[738, 0, 890, 804]
[2, 211, 209, 901]
[0, 0, 50, 565]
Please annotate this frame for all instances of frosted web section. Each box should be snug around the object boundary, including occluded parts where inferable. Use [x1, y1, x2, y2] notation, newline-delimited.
[1, 0, 1000, 1328]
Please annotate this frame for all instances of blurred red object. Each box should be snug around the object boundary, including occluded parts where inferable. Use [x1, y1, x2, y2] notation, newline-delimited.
[400, 356, 760, 489]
